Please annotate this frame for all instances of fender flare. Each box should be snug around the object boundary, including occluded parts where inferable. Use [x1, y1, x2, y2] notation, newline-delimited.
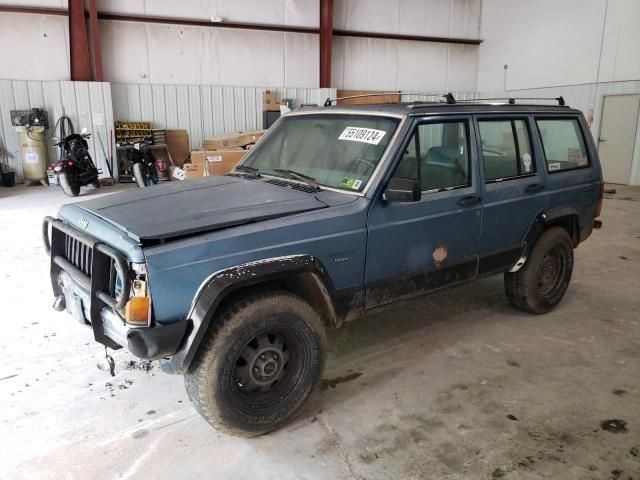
[161, 254, 338, 374]
[520, 206, 580, 261]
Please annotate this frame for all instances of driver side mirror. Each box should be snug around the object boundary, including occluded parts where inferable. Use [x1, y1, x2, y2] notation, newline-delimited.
[383, 177, 421, 202]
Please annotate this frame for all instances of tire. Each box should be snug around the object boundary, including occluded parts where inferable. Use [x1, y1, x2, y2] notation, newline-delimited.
[58, 171, 80, 197]
[185, 290, 327, 437]
[504, 227, 574, 314]
[148, 163, 159, 185]
[132, 162, 149, 187]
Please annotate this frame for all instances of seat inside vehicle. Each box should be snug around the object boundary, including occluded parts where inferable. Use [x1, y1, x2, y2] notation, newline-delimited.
[392, 147, 468, 190]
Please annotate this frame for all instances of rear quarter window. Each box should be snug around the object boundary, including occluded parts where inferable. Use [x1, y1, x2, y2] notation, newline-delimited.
[536, 118, 589, 172]
[479, 119, 535, 181]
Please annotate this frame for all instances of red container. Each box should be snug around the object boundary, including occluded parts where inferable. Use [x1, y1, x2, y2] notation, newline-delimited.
[155, 158, 167, 173]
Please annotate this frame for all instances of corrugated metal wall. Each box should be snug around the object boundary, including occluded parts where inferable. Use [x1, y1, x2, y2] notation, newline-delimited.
[110, 84, 336, 150]
[4, 79, 638, 185]
[484, 80, 640, 186]
[0, 80, 114, 183]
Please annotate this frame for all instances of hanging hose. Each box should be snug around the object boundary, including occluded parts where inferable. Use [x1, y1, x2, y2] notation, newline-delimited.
[51, 115, 75, 160]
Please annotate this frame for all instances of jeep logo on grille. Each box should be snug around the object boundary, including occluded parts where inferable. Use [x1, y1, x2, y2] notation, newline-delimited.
[79, 217, 89, 230]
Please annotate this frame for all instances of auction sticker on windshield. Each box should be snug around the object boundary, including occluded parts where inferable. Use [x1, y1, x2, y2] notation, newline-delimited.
[338, 127, 387, 145]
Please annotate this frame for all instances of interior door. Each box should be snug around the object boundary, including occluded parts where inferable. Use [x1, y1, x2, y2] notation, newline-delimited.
[598, 95, 640, 185]
[365, 116, 482, 309]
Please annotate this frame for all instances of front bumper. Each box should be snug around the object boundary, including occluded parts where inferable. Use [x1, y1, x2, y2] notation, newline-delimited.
[43, 216, 190, 360]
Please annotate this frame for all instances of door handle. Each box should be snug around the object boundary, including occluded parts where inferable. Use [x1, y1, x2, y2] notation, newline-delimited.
[525, 183, 545, 193]
[598, 138, 606, 143]
[458, 195, 481, 206]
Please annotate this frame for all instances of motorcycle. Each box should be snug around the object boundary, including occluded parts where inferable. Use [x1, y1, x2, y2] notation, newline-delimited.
[52, 128, 100, 197]
[124, 135, 159, 188]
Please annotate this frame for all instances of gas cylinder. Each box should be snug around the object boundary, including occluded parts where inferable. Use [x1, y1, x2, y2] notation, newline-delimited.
[17, 126, 49, 186]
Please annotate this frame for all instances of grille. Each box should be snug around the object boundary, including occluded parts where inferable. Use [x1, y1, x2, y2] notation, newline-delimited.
[64, 234, 93, 276]
[264, 178, 319, 193]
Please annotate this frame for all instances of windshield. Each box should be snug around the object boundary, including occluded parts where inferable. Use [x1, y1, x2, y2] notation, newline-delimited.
[239, 113, 400, 192]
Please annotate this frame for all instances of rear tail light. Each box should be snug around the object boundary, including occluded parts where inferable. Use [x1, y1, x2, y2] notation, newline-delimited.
[595, 182, 604, 218]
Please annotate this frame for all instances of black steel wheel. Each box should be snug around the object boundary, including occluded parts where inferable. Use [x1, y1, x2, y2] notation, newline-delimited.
[235, 331, 293, 393]
[504, 227, 574, 314]
[184, 290, 326, 437]
[537, 246, 568, 297]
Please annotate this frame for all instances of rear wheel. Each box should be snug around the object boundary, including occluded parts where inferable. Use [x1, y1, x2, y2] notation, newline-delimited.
[504, 227, 574, 314]
[184, 290, 327, 437]
[148, 163, 159, 184]
[58, 171, 80, 197]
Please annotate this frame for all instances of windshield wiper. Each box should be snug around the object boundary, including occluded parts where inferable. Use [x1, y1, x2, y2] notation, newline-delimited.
[272, 169, 320, 190]
[233, 164, 261, 178]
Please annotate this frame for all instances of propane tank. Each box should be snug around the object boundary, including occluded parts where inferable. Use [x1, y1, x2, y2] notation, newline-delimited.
[17, 126, 49, 186]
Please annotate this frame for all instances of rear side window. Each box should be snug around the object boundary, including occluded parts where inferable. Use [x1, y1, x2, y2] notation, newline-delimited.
[393, 121, 470, 192]
[536, 118, 589, 172]
[479, 119, 534, 181]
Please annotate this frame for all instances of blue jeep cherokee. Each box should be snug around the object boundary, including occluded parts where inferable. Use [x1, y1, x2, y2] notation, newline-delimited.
[43, 96, 604, 436]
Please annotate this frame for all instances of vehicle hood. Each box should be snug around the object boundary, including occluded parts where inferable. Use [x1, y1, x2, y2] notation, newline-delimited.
[61, 176, 329, 242]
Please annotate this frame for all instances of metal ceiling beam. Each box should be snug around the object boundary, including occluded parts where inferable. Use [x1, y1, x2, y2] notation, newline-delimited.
[333, 29, 482, 45]
[319, 0, 333, 88]
[93, 12, 482, 46]
[95, 12, 318, 35]
[68, 0, 92, 81]
[0, 5, 67, 16]
[0, 6, 482, 46]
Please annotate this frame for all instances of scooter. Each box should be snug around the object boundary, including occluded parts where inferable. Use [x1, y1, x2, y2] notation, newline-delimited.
[52, 128, 100, 197]
[125, 135, 159, 188]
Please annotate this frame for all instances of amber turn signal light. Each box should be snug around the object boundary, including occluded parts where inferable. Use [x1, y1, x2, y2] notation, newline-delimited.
[125, 296, 149, 325]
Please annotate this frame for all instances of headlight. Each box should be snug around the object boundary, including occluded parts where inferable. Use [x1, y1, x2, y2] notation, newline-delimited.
[131, 262, 147, 274]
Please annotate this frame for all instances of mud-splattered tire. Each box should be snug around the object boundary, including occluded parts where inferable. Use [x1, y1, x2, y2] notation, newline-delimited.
[504, 227, 574, 314]
[184, 290, 327, 437]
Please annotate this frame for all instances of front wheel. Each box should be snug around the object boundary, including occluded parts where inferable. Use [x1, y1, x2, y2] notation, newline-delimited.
[504, 227, 574, 314]
[58, 171, 80, 197]
[185, 290, 327, 437]
[132, 162, 150, 187]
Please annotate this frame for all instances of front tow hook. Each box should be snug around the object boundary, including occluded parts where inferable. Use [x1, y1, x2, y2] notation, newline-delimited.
[52, 295, 66, 311]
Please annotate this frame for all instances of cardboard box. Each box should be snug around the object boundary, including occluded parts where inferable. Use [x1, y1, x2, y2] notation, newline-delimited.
[183, 163, 203, 180]
[190, 149, 248, 176]
[262, 90, 280, 112]
[164, 129, 190, 167]
[336, 89, 401, 105]
[202, 130, 266, 150]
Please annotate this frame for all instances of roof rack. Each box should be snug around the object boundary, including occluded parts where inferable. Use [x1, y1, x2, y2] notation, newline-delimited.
[323, 93, 567, 108]
[323, 92, 456, 107]
[452, 96, 566, 106]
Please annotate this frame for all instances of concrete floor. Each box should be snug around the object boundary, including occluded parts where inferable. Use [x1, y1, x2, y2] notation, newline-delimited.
[1, 182, 639, 480]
